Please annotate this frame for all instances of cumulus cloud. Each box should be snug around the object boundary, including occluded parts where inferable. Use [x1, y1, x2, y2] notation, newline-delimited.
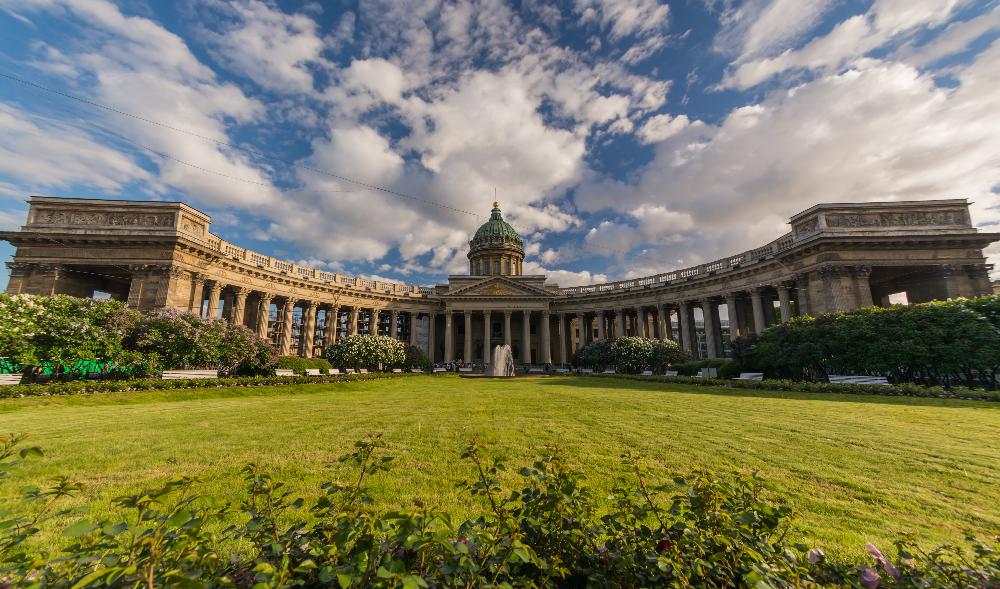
[12, 0, 279, 209]
[720, 0, 973, 89]
[637, 113, 694, 144]
[199, 0, 326, 93]
[714, 0, 838, 62]
[581, 44, 1000, 271]
[0, 103, 150, 191]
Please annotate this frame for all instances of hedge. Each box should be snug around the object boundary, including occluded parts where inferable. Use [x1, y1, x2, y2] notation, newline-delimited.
[275, 356, 332, 375]
[0, 371, 426, 399]
[585, 373, 1000, 402]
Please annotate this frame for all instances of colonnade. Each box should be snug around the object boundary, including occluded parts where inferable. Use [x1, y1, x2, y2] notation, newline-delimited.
[439, 309, 553, 365]
[192, 276, 427, 358]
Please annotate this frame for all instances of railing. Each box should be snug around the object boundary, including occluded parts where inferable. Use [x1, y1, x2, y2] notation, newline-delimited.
[559, 230, 797, 296]
[194, 231, 423, 296]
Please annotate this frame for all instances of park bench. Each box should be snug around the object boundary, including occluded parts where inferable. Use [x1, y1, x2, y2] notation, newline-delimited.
[828, 375, 889, 385]
[696, 367, 718, 378]
[579, 368, 593, 374]
[304, 368, 322, 376]
[734, 372, 764, 381]
[410, 368, 423, 373]
[661, 370, 679, 377]
[458, 367, 473, 373]
[161, 369, 218, 380]
[601, 369, 616, 374]
[391, 368, 402, 373]
[358, 368, 369, 374]
[274, 369, 295, 377]
[0, 374, 22, 386]
[432, 367, 447, 373]
[640, 370, 653, 376]
[328, 368, 342, 376]
[553, 368, 570, 373]
[528, 367, 544, 374]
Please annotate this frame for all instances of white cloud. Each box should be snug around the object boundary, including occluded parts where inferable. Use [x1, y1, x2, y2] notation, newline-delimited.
[637, 113, 693, 143]
[11, 0, 279, 209]
[715, 0, 838, 61]
[574, 0, 669, 41]
[523, 259, 608, 286]
[720, 0, 973, 89]
[581, 44, 1000, 271]
[201, 0, 326, 93]
[0, 103, 150, 191]
[899, 4, 1000, 67]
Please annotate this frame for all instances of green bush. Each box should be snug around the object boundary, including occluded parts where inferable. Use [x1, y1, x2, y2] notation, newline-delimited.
[2, 434, 996, 587]
[403, 345, 430, 369]
[673, 358, 736, 377]
[275, 356, 332, 375]
[323, 334, 405, 370]
[574, 337, 690, 373]
[749, 296, 1000, 387]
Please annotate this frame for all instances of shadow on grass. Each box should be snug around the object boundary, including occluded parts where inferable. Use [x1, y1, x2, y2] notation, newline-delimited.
[533, 375, 1000, 410]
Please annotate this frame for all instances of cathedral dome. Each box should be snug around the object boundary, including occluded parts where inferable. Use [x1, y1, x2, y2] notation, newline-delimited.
[468, 202, 524, 276]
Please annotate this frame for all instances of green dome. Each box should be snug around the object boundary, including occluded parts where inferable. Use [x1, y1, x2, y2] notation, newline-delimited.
[472, 202, 521, 244]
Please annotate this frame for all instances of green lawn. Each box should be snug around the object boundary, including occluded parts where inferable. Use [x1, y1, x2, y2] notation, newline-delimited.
[1, 375, 998, 560]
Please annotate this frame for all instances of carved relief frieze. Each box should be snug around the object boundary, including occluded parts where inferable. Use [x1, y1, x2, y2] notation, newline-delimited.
[33, 209, 175, 228]
[793, 218, 819, 236]
[825, 210, 966, 229]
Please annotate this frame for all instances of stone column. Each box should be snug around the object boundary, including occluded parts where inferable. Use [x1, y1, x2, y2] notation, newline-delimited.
[390, 310, 399, 339]
[504, 311, 512, 348]
[636, 307, 647, 338]
[596, 311, 606, 340]
[558, 313, 568, 364]
[678, 301, 694, 356]
[300, 301, 317, 357]
[701, 299, 720, 358]
[188, 272, 205, 314]
[659, 304, 673, 341]
[522, 310, 532, 364]
[463, 311, 473, 361]
[349, 307, 360, 336]
[483, 310, 492, 360]
[615, 308, 626, 338]
[368, 309, 380, 335]
[795, 274, 812, 316]
[205, 281, 222, 319]
[849, 266, 874, 307]
[724, 293, 740, 338]
[324, 305, 339, 347]
[777, 284, 792, 323]
[409, 313, 418, 346]
[444, 311, 455, 361]
[575, 313, 585, 349]
[967, 264, 994, 295]
[255, 293, 272, 340]
[278, 299, 295, 356]
[540, 311, 552, 364]
[428, 312, 437, 361]
[750, 288, 767, 334]
[230, 287, 249, 326]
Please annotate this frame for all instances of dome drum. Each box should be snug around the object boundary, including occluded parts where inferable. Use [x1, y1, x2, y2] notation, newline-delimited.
[468, 202, 524, 276]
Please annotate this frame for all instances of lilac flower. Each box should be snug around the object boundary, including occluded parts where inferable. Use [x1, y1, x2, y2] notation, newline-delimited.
[807, 548, 825, 564]
[859, 565, 881, 589]
[867, 543, 901, 579]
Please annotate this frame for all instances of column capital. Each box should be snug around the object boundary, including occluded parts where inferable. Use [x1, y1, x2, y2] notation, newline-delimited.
[850, 265, 872, 277]
[304, 300, 318, 310]
[233, 286, 250, 297]
[190, 271, 206, 285]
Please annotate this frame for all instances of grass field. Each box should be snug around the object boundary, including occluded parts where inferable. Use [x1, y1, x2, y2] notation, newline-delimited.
[1, 375, 998, 560]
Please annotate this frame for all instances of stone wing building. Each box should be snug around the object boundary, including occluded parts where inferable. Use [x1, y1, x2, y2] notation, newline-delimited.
[2, 195, 997, 364]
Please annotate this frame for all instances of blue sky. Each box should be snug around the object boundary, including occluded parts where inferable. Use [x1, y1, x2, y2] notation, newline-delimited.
[1, 0, 998, 288]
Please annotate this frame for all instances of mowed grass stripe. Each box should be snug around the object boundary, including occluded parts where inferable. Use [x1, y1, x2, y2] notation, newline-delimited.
[0, 375, 997, 560]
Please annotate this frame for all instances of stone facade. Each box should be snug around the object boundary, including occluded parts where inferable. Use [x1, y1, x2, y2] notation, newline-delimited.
[2, 196, 997, 363]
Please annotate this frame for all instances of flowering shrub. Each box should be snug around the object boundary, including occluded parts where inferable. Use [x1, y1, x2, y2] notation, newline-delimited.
[124, 310, 276, 376]
[2, 434, 996, 587]
[0, 294, 143, 378]
[749, 296, 1000, 387]
[574, 337, 690, 373]
[323, 334, 405, 370]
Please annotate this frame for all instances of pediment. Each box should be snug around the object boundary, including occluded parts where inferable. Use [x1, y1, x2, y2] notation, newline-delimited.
[444, 276, 553, 298]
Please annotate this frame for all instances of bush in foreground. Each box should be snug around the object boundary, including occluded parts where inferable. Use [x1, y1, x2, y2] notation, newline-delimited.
[1, 434, 996, 588]
[573, 337, 690, 373]
[275, 355, 332, 375]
